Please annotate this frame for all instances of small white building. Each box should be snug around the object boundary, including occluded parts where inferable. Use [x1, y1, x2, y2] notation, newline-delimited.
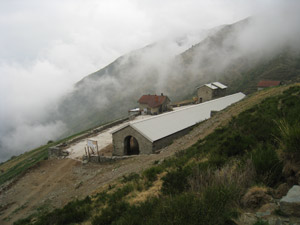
[196, 82, 227, 103]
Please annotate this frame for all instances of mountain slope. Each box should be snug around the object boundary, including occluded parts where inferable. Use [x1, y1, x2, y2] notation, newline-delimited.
[56, 17, 300, 137]
[9, 84, 300, 225]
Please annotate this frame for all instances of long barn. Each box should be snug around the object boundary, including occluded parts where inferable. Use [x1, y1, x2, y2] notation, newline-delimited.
[112, 92, 245, 156]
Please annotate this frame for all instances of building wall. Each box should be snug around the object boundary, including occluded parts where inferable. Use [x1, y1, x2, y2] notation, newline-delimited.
[215, 88, 226, 97]
[197, 86, 214, 103]
[140, 100, 170, 115]
[151, 107, 159, 114]
[112, 126, 153, 156]
[139, 103, 150, 114]
[153, 126, 193, 151]
[113, 124, 195, 156]
[197, 86, 227, 103]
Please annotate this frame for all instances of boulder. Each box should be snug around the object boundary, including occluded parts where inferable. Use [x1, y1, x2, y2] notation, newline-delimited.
[280, 185, 300, 217]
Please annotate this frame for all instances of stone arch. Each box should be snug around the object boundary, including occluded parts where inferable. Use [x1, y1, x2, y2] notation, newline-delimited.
[124, 136, 140, 155]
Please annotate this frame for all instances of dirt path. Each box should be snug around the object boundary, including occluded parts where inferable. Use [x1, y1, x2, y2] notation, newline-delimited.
[0, 86, 291, 224]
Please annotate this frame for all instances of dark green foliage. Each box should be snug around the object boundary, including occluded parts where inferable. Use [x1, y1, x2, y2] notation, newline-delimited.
[251, 145, 283, 186]
[200, 185, 239, 225]
[278, 120, 300, 157]
[253, 220, 270, 225]
[13, 217, 33, 225]
[142, 166, 163, 182]
[161, 146, 201, 169]
[108, 198, 160, 225]
[108, 184, 134, 204]
[221, 133, 252, 157]
[161, 167, 192, 195]
[35, 196, 92, 225]
[94, 191, 109, 205]
[92, 201, 130, 225]
[208, 153, 227, 168]
[92, 186, 238, 225]
[121, 172, 140, 183]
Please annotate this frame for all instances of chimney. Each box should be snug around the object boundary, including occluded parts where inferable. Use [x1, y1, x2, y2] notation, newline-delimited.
[161, 93, 163, 96]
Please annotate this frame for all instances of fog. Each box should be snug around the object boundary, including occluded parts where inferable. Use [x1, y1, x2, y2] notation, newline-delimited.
[0, 0, 299, 162]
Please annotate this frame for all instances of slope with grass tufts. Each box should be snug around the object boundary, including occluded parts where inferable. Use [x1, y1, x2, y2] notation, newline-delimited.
[11, 84, 300, 225]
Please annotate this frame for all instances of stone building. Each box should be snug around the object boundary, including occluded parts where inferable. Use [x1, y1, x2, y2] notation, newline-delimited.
[257, 80, 282, 91]
[112, 93, 245, 156]
[138, 94, 171, 115]
[196, 82, 227, 103]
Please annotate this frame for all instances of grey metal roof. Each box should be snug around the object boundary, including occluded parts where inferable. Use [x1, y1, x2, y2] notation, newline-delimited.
[196, 81, 227, 90]
[205, 83, 218, 89]
[112, 93, 245, 142]
[212, 82, 227, 89]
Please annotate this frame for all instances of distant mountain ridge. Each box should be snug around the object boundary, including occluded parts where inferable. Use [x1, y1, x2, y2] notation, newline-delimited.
[56, 18, 300, 137]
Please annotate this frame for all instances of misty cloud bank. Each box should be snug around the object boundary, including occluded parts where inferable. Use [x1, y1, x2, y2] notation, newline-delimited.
[1, 0, 300, 162]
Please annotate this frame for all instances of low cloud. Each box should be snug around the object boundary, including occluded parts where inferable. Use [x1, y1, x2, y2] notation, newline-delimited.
[0, 0, 299, 162]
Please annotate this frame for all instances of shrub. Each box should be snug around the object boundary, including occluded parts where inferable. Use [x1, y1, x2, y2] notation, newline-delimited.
[161, 166, 192, 195]
[200, 185, 239, 224]
[35, 196, 92, 225]
[253, 219, 270, 225]
[92, 200, 130, 225]
[122, 172, 140, 183]
[221, 133, 253, 157]
[251, 145, 283, 186]
[278, 120, 300, 158]
[189, 161, 255, 200]
[142, 166, 163, 182]
[108, 184, 134, 204]
[95, 191, 109, 205]
[208, 153, 227, 168]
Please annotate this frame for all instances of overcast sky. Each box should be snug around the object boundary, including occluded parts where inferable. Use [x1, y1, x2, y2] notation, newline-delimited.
[0, 0, 296, 161]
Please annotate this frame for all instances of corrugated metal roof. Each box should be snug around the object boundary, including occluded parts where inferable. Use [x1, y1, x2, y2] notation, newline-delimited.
[212, 82, 227, 89]
[205, 84, 218, 89]
[196, 81, 227, 90]
[112, 93, 245, 142]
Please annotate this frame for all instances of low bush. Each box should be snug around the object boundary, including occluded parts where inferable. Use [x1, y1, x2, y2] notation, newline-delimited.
[92, 200, 130, 225]
[189, 162, 255, 199]
[161, 166, 192, 195]
[142, 166, 163, 182]
[251, 145, 283, 186]
[108, 184, 134, 204]
[122, 172, 140, 183]
[278, 120, 300, 158]
[208, 153, 227, 168]
[253, 219, 270, 225]
[34, 196, 92, 225]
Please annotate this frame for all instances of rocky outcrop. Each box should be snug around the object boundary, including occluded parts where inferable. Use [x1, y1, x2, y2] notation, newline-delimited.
[280, 185, 300, 217]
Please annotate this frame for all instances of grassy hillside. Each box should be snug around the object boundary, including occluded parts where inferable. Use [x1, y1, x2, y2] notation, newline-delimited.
[0, 128, 94, 187]
[14, 85, 300, 225]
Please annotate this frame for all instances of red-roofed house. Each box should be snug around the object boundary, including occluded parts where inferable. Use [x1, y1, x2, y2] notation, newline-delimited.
[138, 93, 171, 115]
[257, 80, 282, 90]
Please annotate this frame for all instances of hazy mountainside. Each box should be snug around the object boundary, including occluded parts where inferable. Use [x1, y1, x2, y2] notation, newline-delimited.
[57, 18, 300, 136]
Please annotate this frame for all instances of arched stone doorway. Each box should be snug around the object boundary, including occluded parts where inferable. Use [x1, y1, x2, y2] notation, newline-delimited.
[124, 136, 140, 155]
